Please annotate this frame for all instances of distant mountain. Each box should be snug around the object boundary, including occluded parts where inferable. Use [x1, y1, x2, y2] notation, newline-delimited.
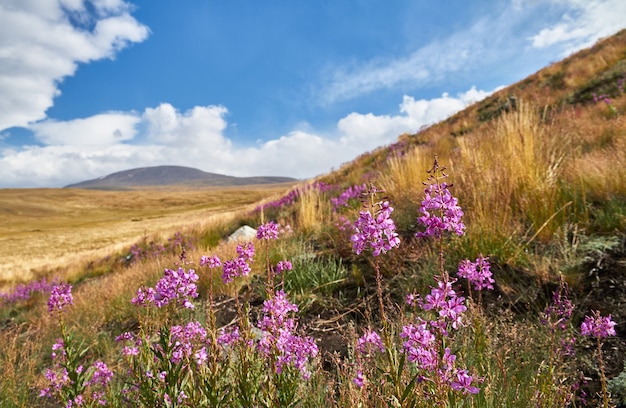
[64, 165, 298, 189]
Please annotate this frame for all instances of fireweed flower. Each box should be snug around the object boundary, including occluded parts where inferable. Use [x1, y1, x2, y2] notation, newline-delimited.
[275, 260, 293, 274]
[419, 277, 467, 334]
[415, 181, 465, 238]
[131, 267, 199, 309]
[356, 330, 385, 354]
[400, 321, 437, 370]
[351, 200, 401, 256]
[168, 321, 208, 365]
[353, 370, 365, 388]
[406, 292, 419, 307]
[217, 326, 240, 347]
[457, 256, 494, 291]
[257, 290, 319, 378]
[219, 242, 255, 284]
[543, 276, 574, 331]
[581, 311, 617, 338]
[236, 242, 255, 261]
[257, 221, 280, 240]
[450, 369, 480, 395]
[200, 255, 222, 268]
[47, 283, 73, 314]
[87, 361, 114, 388]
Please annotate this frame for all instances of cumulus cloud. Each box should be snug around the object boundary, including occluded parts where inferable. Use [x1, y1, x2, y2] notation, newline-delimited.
[30, 113, 140, 146]
[0, 0, 149, 130]
[0, 87, 494, 187]
[529, 0, 626, 54]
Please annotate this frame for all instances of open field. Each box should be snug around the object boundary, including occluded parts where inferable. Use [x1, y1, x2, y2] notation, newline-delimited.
[0, 183, 296, 286]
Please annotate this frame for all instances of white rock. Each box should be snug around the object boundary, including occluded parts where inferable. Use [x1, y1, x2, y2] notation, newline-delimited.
[227, 225, 257, 243]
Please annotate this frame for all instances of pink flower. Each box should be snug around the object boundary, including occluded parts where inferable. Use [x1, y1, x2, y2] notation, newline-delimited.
[416, 182, 465, 238]
[257, 221, 280, 240]
[581, 311, 616, 338]
[450, 369, 480, 394]
[353, 370, 365, 388]
[200, 255, 222, 268]
[47, 283, 73, 314]
[351, 200, 400, 256]
[275, 260, 293, 274]
[357, 330, 385, 354]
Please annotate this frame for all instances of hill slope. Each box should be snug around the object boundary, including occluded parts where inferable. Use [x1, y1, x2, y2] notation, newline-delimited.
[65, 165, 297, 189]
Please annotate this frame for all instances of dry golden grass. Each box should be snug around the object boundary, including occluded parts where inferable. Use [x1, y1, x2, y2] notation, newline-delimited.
[455, 102, 569, 244]
[297, 187, 331, 234]
[0, 183, 296, 288]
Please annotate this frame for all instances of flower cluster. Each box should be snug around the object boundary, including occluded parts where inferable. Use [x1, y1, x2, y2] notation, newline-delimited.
[400, 320, 437, 370]
[399, 275, 480, 395]
[420, 277, 467, 333]
[356, 330, 385, 355]
[128, 231, 195, 263]
[416, 181, 465, 238]
[331, 183, 367, 211]
[257, 290, 319, 379]
[131, 267, 199, 309]
[581, 311, 617, 338]
[200, 254, 222, 269]
[257, 221, 280, 240]
[169, 321, 209, 365]
[220, 242, 255, 284]
[543, 276, 574, 330]
[40, 338, 113, 406]
[351, 200, 401, 256]
[275, 260, 293, 274]
[47, 283, 73, 314]
[457, 255, 494, 291]
[0, 277, 59, 306]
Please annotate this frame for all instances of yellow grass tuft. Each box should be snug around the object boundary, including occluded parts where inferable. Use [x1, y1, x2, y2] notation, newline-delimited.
[297, 186, 331, 234]
[456, 101, 569, 245]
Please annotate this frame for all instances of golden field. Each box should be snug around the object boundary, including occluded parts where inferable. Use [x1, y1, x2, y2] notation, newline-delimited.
[0, 183, 296, 287]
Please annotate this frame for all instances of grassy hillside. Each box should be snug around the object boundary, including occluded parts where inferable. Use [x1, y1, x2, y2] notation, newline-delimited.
[1, 31, 626, 407]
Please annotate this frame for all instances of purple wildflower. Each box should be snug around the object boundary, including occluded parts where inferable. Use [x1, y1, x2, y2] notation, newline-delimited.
[200, 255, 222, 268]
[257, 290, 318, 378]
[401, 321, 437, 370]
[457, 255, 494, 291]
[543, 275, 574, 331]
[131, 267, 199, 309]
[353, 370, 365, 388]
[351, 200, 400, 256]
[406, 292, 418, 306]
[87, 361, 113, 388]
[450, 369, 480, 394]
[168, 321, 208, 365]
[581, 311, 616, 338]
[219, 242, 255, 284]
[47, 283, 73, 314]
[257, 221, 280, 240]
[275, 260, 293, 274]
[217, 327, 240, 347]
[357, 330, 385, 354]
[416, 181, 465, 238]
[236, 242, 255, 261]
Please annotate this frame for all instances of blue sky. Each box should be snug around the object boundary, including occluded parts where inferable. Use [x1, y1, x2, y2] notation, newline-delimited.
[1, 0, 625, 188]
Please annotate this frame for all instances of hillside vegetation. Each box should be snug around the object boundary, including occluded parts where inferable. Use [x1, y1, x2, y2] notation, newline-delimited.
[1, 30, 626, 407]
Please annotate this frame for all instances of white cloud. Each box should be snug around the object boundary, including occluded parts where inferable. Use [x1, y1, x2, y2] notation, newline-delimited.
[30, 113, 140, 146]
[0, 87, 495, 187]
[529, 0, 626, 54]
[0, 0, 149, 130]
[316, 0, 626, 105]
